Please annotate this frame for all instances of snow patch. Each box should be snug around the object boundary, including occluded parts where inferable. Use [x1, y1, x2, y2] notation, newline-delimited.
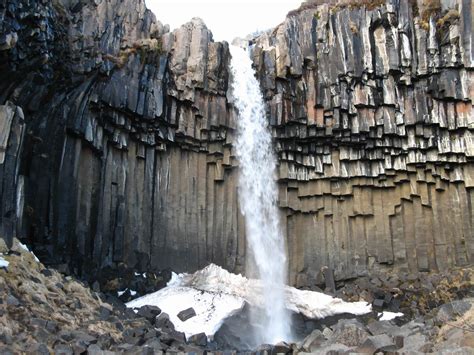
[127, 264, 371, 339]
[379, 311, 404, 321]
[18, 242, 40, 262]
[18, 242, 29, 252]
[0, 256, 9, 269]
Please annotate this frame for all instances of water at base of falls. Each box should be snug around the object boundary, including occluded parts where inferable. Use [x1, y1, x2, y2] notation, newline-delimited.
[229, 45, 292, 345]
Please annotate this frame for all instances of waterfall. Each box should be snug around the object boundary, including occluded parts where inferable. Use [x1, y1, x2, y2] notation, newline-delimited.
[229, 45, 291, 345]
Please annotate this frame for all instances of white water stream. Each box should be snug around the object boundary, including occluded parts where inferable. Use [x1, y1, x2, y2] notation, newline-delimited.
[229, 45, 291, 345]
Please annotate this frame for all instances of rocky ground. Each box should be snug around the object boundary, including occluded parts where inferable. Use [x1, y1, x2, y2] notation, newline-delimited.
[0, 239, 203, 354]
[1, 238, 473, 354]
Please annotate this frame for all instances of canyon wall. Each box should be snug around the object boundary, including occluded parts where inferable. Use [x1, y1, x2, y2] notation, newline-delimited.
[0, 0, 472, 284]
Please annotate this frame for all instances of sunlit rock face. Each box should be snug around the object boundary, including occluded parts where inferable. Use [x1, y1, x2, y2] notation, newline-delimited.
[0, 0, 473, 284]
[250, 0, 474, 285]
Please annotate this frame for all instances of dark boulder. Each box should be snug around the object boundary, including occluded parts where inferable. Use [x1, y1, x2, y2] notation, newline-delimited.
[177, 307, 196, 322]
[188, 332, 208, 347]
[136, 305, 161, 323]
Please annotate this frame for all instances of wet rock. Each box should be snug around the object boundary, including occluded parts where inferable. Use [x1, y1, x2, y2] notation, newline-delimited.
[177, 307, 196, 321]
[272, 341, 291, 354]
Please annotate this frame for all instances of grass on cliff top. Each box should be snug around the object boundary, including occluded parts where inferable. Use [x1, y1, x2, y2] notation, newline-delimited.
[104, 38, 163, 69]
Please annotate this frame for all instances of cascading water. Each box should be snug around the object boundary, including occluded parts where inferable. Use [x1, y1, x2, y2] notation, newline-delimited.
[229, 45, 292, 345]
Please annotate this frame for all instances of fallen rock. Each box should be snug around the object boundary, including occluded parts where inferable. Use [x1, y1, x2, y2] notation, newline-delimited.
[435, 300, 472, 323]
[177, 307, 196, 322]
[136, 305, 161, 323]
[300, 329, 325, 351]
[329, 319, 369, 347]
[356, 334, 398, 354]
[399, 333, 433, 353]
[372, 298, 385, 311]
[188, 332, 207, 347]
[155, 312, 174, 330]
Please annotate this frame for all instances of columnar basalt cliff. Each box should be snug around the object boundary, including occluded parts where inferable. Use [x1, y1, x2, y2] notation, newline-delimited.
[251, 0, 473, 285]
[0, 0, 241, 276]
[0, 0, 472, 285]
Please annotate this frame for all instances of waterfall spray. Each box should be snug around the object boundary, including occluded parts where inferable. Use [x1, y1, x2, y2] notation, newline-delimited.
[229, 45, 291, 345]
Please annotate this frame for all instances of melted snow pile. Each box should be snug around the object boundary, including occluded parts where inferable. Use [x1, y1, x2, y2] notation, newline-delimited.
[127, 264, 371, 339]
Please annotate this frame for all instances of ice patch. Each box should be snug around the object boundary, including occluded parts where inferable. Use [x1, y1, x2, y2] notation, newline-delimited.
[118, 289, 127, 297]
[130, 290, 137, 296]
[127, 264, 371, 339]
[379, 311, 404, 321]
[0, 256, 9, 269]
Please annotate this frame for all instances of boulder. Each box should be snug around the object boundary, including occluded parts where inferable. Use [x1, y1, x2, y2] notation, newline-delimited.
[188, 332, 207, 347]
[177, 307, 196, 322]
[272, 341, 291, 354]
[155, 312, 174, 330]
[435, 300, 472, 323]
[136, 305, 161, 323]
[356, 334, 398, 354]
[329, 319, 369, 347]
[300, 329, 326, 352]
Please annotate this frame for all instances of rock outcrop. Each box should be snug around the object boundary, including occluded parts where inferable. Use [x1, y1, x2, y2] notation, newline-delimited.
[0, 0, 473, 285]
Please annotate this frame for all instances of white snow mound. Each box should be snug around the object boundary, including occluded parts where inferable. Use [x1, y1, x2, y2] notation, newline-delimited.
[127, 264, 371, 339]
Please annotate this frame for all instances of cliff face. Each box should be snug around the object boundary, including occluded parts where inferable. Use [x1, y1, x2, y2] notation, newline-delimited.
[252, 0, 474, 285]
[0, 0, 472, 284]
[0, 0, 240, 276]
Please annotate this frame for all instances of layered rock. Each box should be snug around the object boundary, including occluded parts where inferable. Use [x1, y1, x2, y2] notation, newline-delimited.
[0, 0, 473, 285]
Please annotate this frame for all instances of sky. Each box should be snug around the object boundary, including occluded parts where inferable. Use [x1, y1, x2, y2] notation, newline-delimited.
[145, 0, 303, 42]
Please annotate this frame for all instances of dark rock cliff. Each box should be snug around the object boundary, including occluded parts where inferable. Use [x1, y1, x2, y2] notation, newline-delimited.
[0, 0, 472, 285]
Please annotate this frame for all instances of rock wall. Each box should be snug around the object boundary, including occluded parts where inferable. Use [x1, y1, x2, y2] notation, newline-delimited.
[0, 0, 473, 284]
[251, 0, 474, 284]
[0, 0, 244, 276]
